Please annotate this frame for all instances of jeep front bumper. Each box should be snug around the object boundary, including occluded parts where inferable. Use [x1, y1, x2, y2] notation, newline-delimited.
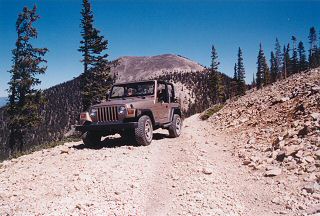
[75, 122, 138, 133]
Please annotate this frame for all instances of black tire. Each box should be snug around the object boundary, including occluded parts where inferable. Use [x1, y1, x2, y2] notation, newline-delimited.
[134, 115, 153, 146]
[82, 132, 101, 147]
[168, 114, 182, 138]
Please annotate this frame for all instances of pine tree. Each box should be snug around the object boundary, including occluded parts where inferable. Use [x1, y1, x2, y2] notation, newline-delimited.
[230, 63, 238, 98]
[256, 44, 270, 88]
[274, 38, 282, 79]
[7, 5, 48, 154]
[298, 41, 308, 72]
[236, 47, 246, 95]
[79, 0, 112, 111]
[282, 44, 291, 79]
[263, 58, 271, 86]
[291, 36, 299, 74]
[251, 74, 256, 88]
[308, 27, 318, 68]
[233, 63, 238, 80]
[270, 51, 277, 83]
[209, 45, 224, 104]
[256, 44, 264, 89]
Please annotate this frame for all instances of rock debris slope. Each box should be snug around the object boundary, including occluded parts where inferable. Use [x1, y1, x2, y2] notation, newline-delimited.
[0, 115, 287, 215]
[209, 68, 320, 214]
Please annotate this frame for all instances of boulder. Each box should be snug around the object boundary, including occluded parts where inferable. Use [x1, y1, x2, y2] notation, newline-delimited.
[303, 182, 320, 194]
[283, 145, 301, 157]
[297, 125, 309, 137]
[276, 151, 286, 162]
[202, 167, 213, 175]
[265, 167, 282, 177]
[281, 97, 290, 102]
[311, 113, 320, 121]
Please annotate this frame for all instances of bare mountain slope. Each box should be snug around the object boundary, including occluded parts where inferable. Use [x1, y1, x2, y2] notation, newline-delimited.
[207, 68, 320, 214]
[113, 54, 205, 82]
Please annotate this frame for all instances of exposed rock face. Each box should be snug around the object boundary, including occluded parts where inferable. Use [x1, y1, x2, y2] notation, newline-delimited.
[113, 54, 205, 82]
[208, 68, 320, 212]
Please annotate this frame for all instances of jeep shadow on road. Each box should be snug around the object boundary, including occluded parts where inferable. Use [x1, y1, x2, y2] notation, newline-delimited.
[72, 132, 169, 150]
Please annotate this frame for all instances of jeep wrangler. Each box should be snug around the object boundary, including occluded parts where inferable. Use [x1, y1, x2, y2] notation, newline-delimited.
[75, 80, 182, 146]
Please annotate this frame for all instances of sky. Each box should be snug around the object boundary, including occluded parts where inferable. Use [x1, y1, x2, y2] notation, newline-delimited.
[0, 0, 319, 97]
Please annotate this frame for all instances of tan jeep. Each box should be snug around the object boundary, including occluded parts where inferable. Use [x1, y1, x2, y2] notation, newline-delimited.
[75, 80, 182, 146]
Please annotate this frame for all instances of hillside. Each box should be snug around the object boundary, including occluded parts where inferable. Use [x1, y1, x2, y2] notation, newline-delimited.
[0, 54, 212, 161]
[206, 68, 320, 213]
[113, 54, 205, 82]
[0, 78, 82, 160]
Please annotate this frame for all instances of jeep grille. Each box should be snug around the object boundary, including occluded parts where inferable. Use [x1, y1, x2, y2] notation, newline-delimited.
[97, 106, 119, 122]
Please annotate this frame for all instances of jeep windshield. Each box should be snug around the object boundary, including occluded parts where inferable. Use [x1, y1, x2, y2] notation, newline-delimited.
[110, 81, 155, 99]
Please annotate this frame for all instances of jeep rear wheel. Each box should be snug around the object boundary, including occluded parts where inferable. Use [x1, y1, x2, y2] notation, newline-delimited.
[168, 114, 182, 138]
[82, 132, 101, 147]
[135, 115, 153, 146]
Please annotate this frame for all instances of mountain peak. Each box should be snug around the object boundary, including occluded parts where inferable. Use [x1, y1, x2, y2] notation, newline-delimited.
[112, 54, 204, 82]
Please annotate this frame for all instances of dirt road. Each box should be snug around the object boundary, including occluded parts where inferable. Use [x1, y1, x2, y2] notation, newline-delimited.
[0, 114, 288, 215]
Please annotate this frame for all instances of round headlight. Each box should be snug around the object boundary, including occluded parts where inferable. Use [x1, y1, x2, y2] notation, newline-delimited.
[90, 108, 97, 117]
[118, 106, 126, 115]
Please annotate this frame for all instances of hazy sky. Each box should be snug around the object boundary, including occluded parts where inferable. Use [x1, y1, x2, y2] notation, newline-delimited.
[0, 0, 319, 97]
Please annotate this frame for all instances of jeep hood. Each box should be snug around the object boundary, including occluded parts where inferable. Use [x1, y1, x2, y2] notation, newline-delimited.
[91, 97, 154, 108]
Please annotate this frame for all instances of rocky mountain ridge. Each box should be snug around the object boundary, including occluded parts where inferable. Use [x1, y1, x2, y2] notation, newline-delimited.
[112, 54, 205, 82]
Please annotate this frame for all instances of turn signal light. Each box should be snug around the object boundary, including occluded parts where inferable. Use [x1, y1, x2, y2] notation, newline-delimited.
[80, 113, 87, 119]
[127, 109, 135, 115]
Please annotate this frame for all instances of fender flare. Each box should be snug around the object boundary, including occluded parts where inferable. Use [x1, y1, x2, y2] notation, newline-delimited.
[170, 107, 182, 121]
[136, 109, 156, 126]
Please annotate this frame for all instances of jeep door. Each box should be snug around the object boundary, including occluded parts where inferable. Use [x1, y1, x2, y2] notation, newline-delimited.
[154, 82, 171, 124]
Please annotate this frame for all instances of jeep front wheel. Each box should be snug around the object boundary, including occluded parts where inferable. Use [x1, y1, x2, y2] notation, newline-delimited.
[168, 114, 182, 138]
[82, 132, 101, 147]
[135, 115, 153, 146]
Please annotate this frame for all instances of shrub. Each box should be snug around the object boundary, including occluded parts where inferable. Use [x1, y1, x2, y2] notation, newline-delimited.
[199, 104, 224, 120]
